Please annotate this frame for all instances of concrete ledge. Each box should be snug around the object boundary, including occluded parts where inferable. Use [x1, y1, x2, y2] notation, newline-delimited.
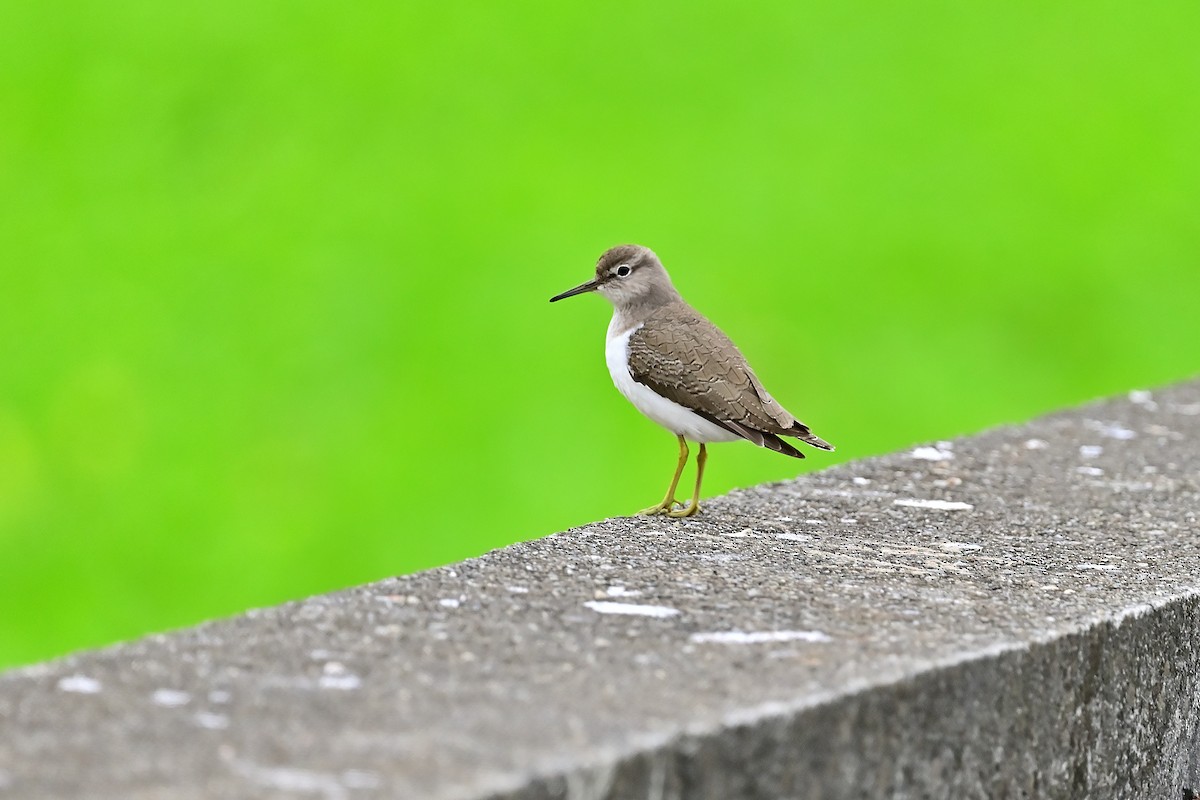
[2, 382, 1200, 799]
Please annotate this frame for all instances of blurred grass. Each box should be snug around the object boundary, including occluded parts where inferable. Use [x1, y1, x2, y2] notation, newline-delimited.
[1, 0, 1198, 669]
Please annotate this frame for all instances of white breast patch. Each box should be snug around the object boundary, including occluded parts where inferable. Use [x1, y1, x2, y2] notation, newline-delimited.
[604, 320, 740, 444]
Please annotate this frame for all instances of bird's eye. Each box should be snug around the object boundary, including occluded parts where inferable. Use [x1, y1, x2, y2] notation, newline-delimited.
[616, 264, 631, 277]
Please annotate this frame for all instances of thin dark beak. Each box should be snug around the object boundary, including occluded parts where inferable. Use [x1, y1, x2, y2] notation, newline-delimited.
[549, 278, 601, 302]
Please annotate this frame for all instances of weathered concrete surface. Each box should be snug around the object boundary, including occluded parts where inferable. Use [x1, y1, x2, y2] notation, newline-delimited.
[2, 382, 1200, 800]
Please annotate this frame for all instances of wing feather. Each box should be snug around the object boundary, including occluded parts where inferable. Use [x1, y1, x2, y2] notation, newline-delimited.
[626, 307, 833, 456]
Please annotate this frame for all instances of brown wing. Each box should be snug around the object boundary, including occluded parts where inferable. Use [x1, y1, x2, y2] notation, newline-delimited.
[626, 307, 833, 457]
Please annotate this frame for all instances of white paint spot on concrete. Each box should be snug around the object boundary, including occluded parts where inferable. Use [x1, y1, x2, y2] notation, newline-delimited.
[911, 446, 954, 461]
[852, 476, 871, 485]
[195, 711, 231, 730]
[1098, 424, 1136, 440]
[724, 529, 753, 537]
[1024, 438, 1048, 449]
[605, 585, 641, 598]
[1129, 389, 1157, 409]
[690, 630, 831, 645]
[1079, 445, 1103, 458]
[584, 601, 680, 618]
[697, 553, 743, 563]
[505, 585, 529, 594]
[438, 598, 460, 609]
[229, 759, 379, 800]
[57, 675, 101, 694]
[152, 689, 192, 707]
[1075, 563, 1119, 571]
[893, 498, 974, 511]
[1076, 466, 1104, 476]
[318, 661, 362, 690]
[319, 674, 363, 691]
[938, 542, 983, 553]
[775, 533, 811, 542]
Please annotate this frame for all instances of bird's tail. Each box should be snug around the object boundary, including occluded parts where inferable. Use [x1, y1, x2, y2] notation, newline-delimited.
[790, 423, 834, 452]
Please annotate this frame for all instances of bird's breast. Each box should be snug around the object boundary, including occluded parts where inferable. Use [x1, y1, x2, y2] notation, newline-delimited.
[603, 319, 739, 444]
[604, 321, 642, 406]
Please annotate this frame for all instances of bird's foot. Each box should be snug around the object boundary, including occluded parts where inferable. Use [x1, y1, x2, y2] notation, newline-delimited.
[637, 498, 684, 516]
[666, 501, 700, 518]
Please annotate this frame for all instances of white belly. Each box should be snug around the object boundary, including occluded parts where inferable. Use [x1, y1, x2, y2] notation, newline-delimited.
[605, 321, 740, 444]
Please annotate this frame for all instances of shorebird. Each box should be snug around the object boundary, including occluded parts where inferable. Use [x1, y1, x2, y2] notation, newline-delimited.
[550, 244, 834, 517]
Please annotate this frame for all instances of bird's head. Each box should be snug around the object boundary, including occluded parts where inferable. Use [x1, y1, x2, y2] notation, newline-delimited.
[549, 244, 679, 308]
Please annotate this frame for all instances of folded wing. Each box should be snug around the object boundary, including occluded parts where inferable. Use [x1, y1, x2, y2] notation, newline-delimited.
[626, 309, 833, 459]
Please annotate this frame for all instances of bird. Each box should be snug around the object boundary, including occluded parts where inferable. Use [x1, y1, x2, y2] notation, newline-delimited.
[550, 244, 834, 518]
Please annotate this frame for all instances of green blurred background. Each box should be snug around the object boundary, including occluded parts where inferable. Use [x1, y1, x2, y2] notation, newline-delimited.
[1, 0, 1198, 670]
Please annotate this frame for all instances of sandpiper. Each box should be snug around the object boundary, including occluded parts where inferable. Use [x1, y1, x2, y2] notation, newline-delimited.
[550, 244, 834, 517]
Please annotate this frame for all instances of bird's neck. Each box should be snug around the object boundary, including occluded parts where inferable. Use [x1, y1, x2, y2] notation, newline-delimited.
[608, 295, 684, 339]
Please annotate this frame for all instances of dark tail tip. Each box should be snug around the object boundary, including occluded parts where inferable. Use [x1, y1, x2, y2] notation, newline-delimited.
[804, 435, 835, 452]
[790, 423, 834, 451]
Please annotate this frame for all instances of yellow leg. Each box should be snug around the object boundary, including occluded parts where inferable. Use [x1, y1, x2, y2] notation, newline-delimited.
[668, 443, 706, 518]
[637, 434, 688, 516]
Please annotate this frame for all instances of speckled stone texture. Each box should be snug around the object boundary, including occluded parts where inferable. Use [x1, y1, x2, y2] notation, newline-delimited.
[2, 383, 1199, 800]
